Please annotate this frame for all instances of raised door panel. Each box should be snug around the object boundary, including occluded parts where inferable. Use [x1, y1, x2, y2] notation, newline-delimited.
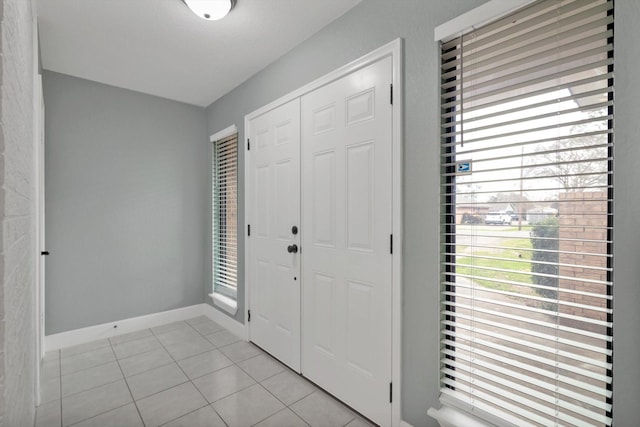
[311, 151, 336, 248]
[346, 141, 375, 252]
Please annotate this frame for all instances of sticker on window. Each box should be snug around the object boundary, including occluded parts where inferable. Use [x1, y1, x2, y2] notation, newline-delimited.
[455, 160, 472, 175]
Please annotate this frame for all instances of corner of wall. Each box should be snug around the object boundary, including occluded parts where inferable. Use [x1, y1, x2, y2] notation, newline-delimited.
[0, 0, 39, 424]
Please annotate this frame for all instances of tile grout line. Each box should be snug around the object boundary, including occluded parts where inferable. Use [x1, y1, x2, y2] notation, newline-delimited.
[58, 355, 126, 400]
[266, 370, 360, 426]
[60, 342, 136, 426]
[183, 318, 297, 427]
[182, 320, 236, 427]
[60, 330, 180, 427]
[59, 342, 115, 378]
[231, 356, 312, 426]
[233, 342, 315, 425]
[188, 321, 276, 427]
[117, 354, 174, 379]
[65, 403, 134, 427]
[216, 339, 313, 426]
[108, 330, 148, 427]
[149, 321, 230, 427]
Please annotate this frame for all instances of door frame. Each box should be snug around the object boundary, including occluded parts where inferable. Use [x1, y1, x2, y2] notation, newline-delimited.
[244, 38, 403, 426]
[32, 3, 45, 404]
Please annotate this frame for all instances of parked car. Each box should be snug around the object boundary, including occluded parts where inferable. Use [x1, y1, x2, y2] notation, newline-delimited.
[485, 211, 512, 225]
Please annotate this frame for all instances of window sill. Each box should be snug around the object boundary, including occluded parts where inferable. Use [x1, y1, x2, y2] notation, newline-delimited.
[209, 292, 238, 315]
[428, 406, 491, 427]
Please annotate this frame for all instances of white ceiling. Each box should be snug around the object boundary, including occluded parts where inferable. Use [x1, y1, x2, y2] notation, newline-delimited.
[37, 0, 362, 107]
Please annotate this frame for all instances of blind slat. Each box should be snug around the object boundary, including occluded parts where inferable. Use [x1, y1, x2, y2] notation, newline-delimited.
[441, 347, 611, 400]
[441, 334, 611, 384]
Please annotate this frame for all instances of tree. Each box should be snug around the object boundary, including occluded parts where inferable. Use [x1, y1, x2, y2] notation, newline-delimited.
[530, 216, 559, 299]
[532, 109, 609, 192]
[487, 192, 532, 212]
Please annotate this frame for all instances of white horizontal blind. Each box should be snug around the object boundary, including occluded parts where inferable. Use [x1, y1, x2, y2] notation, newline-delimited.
[213, 133, 238, 299]
[439, 0, 613, 426]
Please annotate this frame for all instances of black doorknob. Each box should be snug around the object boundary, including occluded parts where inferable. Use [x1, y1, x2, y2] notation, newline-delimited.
[287, 244, 298, 253]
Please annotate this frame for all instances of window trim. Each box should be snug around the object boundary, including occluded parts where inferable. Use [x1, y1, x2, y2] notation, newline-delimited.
[432, 1, 614, 426]
[434, 0, 536, 42]
[210, 124, 238, 315]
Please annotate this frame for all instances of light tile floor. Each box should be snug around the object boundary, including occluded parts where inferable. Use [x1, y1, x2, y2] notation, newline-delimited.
[36, 316, 375, 427]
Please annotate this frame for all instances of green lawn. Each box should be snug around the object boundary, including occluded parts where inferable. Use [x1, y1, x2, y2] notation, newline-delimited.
[455, 238, 533, 292]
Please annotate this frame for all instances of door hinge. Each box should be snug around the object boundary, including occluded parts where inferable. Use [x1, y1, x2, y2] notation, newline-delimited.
[390, 234, 393, 254]
[248, 224, 251, 236]
[247, 310, 251, 322]
[247, 138, 250, 151]
[389, 382, 393, 403]
[390, 84, 393, 105]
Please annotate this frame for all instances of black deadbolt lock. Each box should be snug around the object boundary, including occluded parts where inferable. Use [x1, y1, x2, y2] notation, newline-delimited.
[292, 225, 298, 235]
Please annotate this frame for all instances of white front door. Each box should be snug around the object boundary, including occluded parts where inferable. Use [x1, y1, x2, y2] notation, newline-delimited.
[247, 98, 301, 372]
[301, 57, 393, 426]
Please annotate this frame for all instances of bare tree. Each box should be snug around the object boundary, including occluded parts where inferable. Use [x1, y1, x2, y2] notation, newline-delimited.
[532, 109, 609, 191]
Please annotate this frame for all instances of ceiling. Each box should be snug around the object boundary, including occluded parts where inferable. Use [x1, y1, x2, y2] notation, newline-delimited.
[37, 0, 362, 107]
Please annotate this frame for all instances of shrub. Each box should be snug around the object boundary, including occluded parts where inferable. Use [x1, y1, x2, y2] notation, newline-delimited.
[530, 216, 559, 299]
[461, 213, 483, 224]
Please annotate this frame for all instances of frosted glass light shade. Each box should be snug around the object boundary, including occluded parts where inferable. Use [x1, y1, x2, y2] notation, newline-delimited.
[184, 0, 234, 21]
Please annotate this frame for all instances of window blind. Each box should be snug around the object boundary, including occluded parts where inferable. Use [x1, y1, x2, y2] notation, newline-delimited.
[213, 133, 238, 300]
[439, 1, 613, 426]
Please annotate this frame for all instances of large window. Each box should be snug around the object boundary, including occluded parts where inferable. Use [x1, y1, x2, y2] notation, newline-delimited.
[439, 0, 613, 425]
[212, 132, 238, 306]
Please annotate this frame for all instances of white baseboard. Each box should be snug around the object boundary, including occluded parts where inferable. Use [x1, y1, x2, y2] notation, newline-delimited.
[399, 421, 414, 427]
[45, 304, 205, 351]
[203, 302, 247, 340]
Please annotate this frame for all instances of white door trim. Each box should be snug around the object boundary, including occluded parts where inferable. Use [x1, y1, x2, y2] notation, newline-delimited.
[32, 1, 45, 404]
[34, 74, 45, 405]
[245, 38, 403, 426]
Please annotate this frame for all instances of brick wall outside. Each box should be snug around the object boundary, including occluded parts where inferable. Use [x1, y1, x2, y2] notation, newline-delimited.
[0, 0, 37, 425]
[558, 191, 609, 332]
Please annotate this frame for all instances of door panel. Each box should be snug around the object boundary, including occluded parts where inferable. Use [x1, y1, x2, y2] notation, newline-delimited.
[301, 57, 393, 426]
[311, 151, 336, 247]
[247, 98, 301, 372]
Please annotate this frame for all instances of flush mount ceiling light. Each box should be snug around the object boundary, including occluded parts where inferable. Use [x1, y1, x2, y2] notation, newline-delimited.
[182, 0, 236, 21]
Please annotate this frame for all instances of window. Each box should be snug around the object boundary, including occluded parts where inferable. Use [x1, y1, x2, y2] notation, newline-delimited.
[212, 131, 238, 311]
[439, 1, 613, 426]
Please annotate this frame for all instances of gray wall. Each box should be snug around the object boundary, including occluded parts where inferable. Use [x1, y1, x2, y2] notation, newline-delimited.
[205, 0, 640, 425]
[612, 1, 640, 424]
[0, 0, 38, 425]
[43, 71, 209, 334]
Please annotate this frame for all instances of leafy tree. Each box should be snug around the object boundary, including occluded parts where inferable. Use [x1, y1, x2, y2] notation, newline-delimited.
[530, 216, 559, 299]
